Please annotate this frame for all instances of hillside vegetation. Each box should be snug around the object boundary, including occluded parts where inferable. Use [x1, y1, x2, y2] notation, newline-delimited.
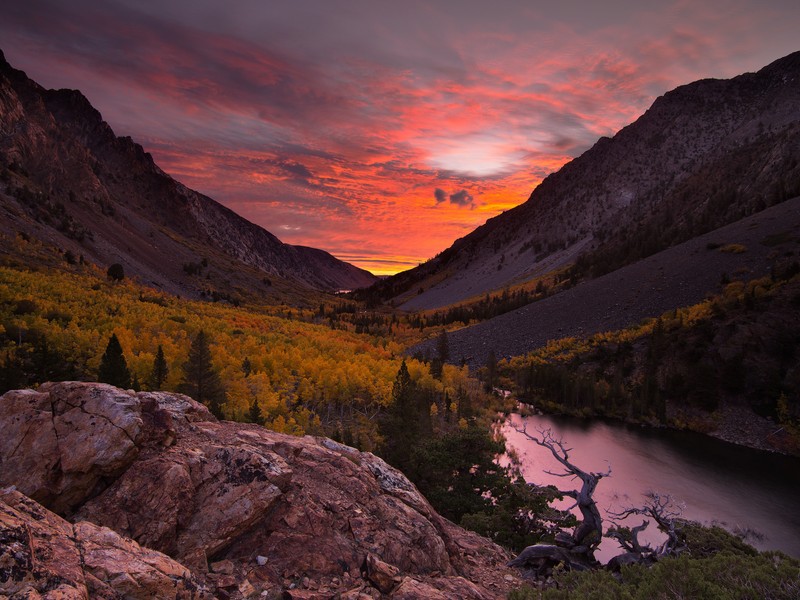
[0, 253, 486, 450]
[497, 264, 800, 455]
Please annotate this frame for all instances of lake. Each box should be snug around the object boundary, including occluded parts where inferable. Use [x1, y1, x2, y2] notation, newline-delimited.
[503, 412, 800, 562]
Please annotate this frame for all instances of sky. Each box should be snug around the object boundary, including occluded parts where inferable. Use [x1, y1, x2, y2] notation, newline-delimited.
[2, 1, 799, 274]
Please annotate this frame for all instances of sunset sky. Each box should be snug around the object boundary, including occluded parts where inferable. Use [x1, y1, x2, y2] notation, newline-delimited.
[2, 1, 799, 274]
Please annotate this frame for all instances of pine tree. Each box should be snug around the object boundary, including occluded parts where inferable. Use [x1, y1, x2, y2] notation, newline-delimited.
[98, 333, 131, 388]
[248, 398, 265, 425]
[0, 350, 25, 394]
[436, 329, 450, 364]
[484, 349, 497, 392]
[241, 357, 252, 378]
[380, 359, 429, 472]
[149, 345, 169, 390]
[179, 330, 226, 419]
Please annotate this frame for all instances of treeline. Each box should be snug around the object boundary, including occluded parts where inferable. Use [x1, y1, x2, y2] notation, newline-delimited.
[500, 263, 800, 453]
[407, 284, 549, 329]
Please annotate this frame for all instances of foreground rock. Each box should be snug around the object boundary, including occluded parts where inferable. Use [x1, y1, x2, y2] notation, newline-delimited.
[0, 487, 209, 599]
[0, 382, 518, 598]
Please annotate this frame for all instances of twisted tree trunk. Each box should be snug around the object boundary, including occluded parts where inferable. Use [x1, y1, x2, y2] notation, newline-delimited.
[508, 426, 610, 572]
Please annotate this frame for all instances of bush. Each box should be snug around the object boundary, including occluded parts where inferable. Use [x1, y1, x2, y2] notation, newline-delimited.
[107, 263, 125, 281]
[510, 550, 800, 600]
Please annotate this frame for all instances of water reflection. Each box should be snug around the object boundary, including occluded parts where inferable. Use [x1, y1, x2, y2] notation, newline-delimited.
[503, 412, 800, 562]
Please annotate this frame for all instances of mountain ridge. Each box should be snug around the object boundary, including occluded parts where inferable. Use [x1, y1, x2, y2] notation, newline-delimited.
[371, 50, 800, 311]
[0, 49, 376, 301]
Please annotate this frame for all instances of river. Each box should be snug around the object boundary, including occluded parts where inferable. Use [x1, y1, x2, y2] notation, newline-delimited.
[503, 412, 800, 562]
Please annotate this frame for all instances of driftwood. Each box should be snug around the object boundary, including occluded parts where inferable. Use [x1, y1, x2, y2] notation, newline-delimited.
[508, 426, 689, 577]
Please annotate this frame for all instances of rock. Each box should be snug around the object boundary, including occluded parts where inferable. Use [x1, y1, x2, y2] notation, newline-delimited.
[212, 559, 235, 575]
[238, 579, 256, 597]
[361, 553, 402, 594]
[390, 578, 449, 600]
[0, 488, 209, 599]
[0, 383, 517, 598]
[0, 383, 144, 514]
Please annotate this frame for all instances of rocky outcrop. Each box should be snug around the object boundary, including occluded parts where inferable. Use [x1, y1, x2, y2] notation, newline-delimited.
[0, 487, 208, 599]
[0, 382, 519, 598]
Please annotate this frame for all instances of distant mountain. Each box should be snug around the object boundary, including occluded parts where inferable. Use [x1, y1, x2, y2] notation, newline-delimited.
[372, 51, 800, 311]
[0, 50, 376, 301]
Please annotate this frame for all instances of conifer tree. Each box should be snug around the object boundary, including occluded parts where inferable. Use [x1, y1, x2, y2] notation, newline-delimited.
[149, 345, 169, 390]
[179, 330, 226, 419]
[248, 398, 265, 425]
[436, 329, 450, 364]
[98, 333, 131, 388]
[380, 359, 428, 472]
[241, 357, 252, 378]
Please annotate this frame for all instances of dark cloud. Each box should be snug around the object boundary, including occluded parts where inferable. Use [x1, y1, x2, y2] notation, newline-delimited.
[434, 188, 447, 203]
[449, 189, 474, 208]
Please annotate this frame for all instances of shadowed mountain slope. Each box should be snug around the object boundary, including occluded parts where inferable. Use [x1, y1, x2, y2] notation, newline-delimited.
[0, 50, 376, 302]
[412, 195, 800, 369]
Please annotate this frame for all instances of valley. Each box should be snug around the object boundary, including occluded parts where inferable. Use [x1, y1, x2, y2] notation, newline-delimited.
[1, 42, 800, 600]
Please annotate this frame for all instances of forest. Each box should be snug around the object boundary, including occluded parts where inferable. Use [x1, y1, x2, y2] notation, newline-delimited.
[2, 241, 800, 598]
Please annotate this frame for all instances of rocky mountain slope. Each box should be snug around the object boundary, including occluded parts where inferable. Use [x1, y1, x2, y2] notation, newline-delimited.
[0, 382, 520, 599]
[376, 51, 800, 311]
[0, 50, 376, 301]
[412, 194, 800, 370]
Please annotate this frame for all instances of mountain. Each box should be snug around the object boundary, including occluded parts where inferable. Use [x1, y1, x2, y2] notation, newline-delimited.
[371, 51, 800, 311]
[0, 382, 519, 599]
[0, 50, 376, 302]
[411, 195, 800, 370]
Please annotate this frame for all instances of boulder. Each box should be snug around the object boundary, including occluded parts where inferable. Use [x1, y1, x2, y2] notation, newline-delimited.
[0, 382, 143, 514]
[0, 383, 518, 598]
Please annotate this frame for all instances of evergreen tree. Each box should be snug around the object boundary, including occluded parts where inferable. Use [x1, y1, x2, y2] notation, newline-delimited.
[0, 350, 25, 394]
[484, 349, 498, 392]
[248, 398, 265, 425]
[436, 329, 450, 364]
[98, 333, 131, 388]
[380, 360, 429, 472]
[241, 357, 252, 378]
[179, 330, 226, 419]
[149, 345, 169, 390]
[431, 329, 450, 379]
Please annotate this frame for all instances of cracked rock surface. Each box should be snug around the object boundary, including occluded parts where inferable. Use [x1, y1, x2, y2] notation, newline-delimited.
[0, 383, 518, 598]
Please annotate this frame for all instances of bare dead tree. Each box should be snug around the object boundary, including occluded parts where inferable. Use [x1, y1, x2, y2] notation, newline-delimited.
[508, 426, 611, 572]
[607, 491, 686, 564]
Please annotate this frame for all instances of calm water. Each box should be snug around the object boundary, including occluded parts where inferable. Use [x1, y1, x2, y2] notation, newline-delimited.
[503, 412, 800, 562]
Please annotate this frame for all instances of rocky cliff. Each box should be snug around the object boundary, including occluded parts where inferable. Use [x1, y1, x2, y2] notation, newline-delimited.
[0, 382, 519, 599]
[0, 50, 376, 299]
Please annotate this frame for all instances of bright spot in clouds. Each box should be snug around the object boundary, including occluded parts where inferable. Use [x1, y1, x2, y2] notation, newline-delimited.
[428, 133, 525, 177]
